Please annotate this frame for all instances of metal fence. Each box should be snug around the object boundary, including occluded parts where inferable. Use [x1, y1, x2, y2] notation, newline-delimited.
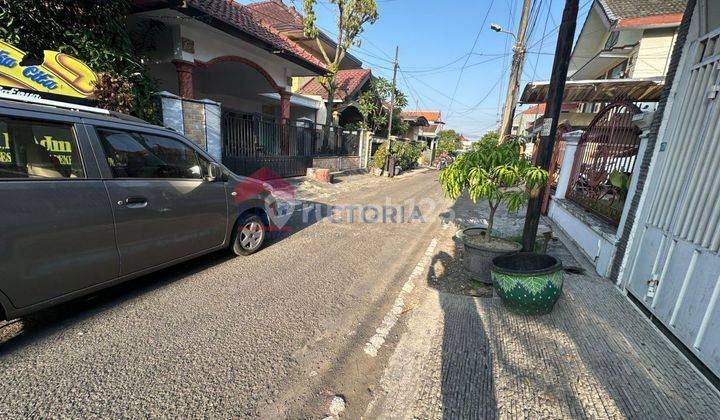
[221, 111, 361, 178]
[222, 112, 359, 158]
[566, 101, 641, 225]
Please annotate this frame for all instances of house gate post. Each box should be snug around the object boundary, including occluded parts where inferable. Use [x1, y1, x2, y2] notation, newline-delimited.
[554, 130, 584, 200]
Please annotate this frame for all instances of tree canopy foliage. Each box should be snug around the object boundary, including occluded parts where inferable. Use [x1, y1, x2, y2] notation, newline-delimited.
[358, 77, 408, 136]
[302, 0, 379, 127]
[436, 130, 463, 155]
[0, 0, 159, 121]
[439, 137, 548, 237]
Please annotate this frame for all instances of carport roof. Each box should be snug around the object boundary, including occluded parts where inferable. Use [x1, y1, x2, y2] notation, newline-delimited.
[520, 79, 665, 104]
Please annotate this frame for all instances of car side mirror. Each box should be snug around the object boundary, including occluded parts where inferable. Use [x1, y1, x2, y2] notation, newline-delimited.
[205, 163, 223, 182]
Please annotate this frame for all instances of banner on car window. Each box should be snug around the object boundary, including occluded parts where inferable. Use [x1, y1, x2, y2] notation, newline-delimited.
[0, 40, 97, 104]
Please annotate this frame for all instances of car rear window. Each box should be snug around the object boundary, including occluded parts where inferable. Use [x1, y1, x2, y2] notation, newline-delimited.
[0, 117, 85, 179]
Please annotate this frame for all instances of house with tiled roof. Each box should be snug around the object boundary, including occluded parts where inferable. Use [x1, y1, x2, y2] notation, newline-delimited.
[522, 0, 687, 111]
[243, 0, 369, 127]
[128, 0, 366, 178]
[520, 0, 688, 150]
[245, 0, 362, 70]
[518, 0, 689, 280]
[399, 111, 445, 142]
[296, 68, 372, 126]
[399, 110, 445, 162]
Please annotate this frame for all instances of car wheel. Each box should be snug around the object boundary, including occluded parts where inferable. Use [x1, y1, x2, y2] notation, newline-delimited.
[231, 213, 267, 256]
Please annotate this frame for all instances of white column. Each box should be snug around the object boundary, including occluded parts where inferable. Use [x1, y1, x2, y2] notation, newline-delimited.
[202, 98, 222, 162]
[554, 130, 584, 200]
[617, 112, 655, 234]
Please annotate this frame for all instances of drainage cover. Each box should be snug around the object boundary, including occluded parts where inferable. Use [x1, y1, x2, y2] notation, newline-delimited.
[563, 266, 586, 275]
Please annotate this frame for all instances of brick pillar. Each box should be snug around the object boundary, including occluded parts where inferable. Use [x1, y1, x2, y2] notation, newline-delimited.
[280, 91, 291, 154]
[173, 60, 194, 99]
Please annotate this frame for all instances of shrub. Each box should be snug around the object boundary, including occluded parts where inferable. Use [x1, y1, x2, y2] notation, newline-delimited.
[439, 138, 548, 237]
[373, 145, 387, 169]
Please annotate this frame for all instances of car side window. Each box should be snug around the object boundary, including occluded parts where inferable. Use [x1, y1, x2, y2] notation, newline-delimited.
[0, 117, 85, 179]
[96, 129, 204, 179]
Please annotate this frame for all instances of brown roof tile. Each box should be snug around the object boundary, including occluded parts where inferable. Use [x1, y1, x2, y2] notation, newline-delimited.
[399, 111, 443, 123]
[246, 0, 304, 32]
[599, 0, 687, 21]
[185, 0, 326, 71]
[297, 69, 371, 100]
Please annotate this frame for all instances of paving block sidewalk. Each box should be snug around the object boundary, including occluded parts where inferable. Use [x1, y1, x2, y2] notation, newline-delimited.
[365, 198, 720, 419]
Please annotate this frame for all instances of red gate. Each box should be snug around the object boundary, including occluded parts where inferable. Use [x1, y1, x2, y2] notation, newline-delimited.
[566, 101, 641, 225]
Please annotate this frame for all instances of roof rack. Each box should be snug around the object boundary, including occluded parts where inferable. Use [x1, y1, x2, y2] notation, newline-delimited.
[0, 91, 110, 115]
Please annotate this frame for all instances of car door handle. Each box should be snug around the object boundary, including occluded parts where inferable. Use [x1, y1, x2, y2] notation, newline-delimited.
[125, 196, 148, 208]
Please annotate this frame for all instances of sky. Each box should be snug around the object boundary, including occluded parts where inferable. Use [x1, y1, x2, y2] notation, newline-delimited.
[260, 0, 593, 139]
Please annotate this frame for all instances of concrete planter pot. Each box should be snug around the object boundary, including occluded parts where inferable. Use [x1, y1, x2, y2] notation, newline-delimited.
[373, 167, 384, 176]
[459, 227, 522, 285]
[491, 253, 564, 315]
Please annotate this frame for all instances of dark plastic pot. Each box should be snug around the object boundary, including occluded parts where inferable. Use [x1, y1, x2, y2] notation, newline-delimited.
[459, 227, 522, 285]
[490, 253, 564, 315]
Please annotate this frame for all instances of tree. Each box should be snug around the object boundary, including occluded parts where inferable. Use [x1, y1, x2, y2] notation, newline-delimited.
[0, 0, 160, 122]
[302, 0, 379, 128]
[436, 129, 462, 155]
[473, 130, 499, 150]
[357, 77, 408, 135]
[439, 137, 547, 238]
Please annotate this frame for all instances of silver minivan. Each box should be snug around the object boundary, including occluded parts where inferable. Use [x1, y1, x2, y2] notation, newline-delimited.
[0, 97, 280, 320]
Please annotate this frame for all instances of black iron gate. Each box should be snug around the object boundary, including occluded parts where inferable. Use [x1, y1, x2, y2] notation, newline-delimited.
[221, 111, 311, 179]
[221, 110, 360, 179]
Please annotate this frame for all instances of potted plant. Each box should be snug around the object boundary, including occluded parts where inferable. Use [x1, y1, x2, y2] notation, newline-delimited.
[439, 137, 548, 284]
[490, 252, 564, 315]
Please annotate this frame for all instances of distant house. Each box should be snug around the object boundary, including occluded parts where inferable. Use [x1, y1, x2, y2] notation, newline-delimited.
[512, 103, 577, 139]
[459, 135, 474, 151]
[399, 110, 444, 142]
[296, 68, 372, 127]
[399, 110, 445, 163]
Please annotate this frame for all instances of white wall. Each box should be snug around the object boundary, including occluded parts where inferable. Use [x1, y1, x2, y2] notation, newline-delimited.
[548, 199, 617, 277]
[133, 9, 320, 93]
[631, 28, 677, 79]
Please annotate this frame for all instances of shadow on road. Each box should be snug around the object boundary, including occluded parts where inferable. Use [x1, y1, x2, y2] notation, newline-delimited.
[427, 246, 498, 419]
[0, 200, 333, 353]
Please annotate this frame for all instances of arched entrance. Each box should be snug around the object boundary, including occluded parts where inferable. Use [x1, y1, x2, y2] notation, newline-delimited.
[192, 57, 317, 178]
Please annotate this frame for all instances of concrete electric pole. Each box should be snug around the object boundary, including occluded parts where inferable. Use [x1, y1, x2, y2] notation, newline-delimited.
[520, 0, 579, 251]
[385, 46, 400, 177]
[496, 0, 533, 142]
[386, 45, 400, 147]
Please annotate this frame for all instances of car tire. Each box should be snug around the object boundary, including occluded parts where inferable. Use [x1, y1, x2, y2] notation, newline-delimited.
[231, 213, 267, 256]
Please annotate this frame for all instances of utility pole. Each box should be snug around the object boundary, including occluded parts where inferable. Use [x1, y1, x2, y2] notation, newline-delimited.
[498, 0, 533, 142]
[521, 0, 579, 252]
[386, 45, 400, 147]
[385, 46, 399, 176]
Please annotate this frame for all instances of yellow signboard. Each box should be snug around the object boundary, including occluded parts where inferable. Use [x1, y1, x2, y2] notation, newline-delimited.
[0, 40, 97, 101]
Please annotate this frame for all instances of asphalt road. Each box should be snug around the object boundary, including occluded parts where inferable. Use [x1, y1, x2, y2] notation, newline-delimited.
[0, 170, 449, 418]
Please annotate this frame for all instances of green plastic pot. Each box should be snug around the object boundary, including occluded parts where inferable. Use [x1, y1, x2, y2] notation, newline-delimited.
[490, 253, 564, 315]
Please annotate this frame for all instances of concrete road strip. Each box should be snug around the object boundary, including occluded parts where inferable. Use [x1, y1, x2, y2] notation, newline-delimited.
[363, 238, 438, 357]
